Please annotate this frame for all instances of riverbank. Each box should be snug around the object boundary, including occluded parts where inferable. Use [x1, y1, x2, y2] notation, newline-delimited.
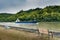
[0, 27, 52, 40]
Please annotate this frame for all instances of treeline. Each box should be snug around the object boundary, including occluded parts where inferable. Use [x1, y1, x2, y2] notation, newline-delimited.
[0, 6, 60, 22]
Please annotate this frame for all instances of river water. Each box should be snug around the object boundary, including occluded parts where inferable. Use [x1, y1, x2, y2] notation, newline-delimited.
[0, 22, 38, 29]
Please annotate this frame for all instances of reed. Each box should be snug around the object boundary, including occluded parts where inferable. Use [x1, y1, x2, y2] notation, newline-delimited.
[0, 27, 53, 40]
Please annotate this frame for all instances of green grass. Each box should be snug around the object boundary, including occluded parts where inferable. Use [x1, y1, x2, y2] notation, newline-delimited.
[38, 22, 60, 31]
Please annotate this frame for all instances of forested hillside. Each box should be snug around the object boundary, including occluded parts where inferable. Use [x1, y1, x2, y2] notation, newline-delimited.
[0, 6, 60, 22]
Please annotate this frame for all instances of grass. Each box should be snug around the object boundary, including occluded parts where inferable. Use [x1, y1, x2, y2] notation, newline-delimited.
[0, 27, 51, 40]
[38, 22, 60, 31]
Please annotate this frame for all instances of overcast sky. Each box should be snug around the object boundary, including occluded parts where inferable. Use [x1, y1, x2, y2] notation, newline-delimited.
[0, 0, 60, 13]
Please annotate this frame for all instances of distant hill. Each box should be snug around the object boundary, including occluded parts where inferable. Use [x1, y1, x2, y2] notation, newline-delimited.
[0, 6, 60, 22]
[0, 13, 14, 22]
[41, 6, 60, 21]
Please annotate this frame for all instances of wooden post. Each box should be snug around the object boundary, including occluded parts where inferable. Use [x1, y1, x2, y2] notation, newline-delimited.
[48, 30, 54, 40]
[51, 31, 53, 38]
[37, 29, 40, 40]
[37, 29, 40, 37]
[48, 30, 50, 40]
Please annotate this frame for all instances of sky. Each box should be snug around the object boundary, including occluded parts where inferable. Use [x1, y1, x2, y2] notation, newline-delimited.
[0, 0, 60, 13]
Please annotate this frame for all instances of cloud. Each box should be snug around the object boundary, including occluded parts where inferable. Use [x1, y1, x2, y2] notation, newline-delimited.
[23, 0, 41, 10]
[0, 0, 26, 13]
[0, 0, 60, 13]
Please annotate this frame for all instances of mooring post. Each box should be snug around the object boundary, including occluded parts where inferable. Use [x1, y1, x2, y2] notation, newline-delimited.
[38, 30, 41, 37]
[48, 30, 54, 40]
[51, 31, 53, 38]
[48, 29, 50, 40]
[37, 29, 41, 40]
